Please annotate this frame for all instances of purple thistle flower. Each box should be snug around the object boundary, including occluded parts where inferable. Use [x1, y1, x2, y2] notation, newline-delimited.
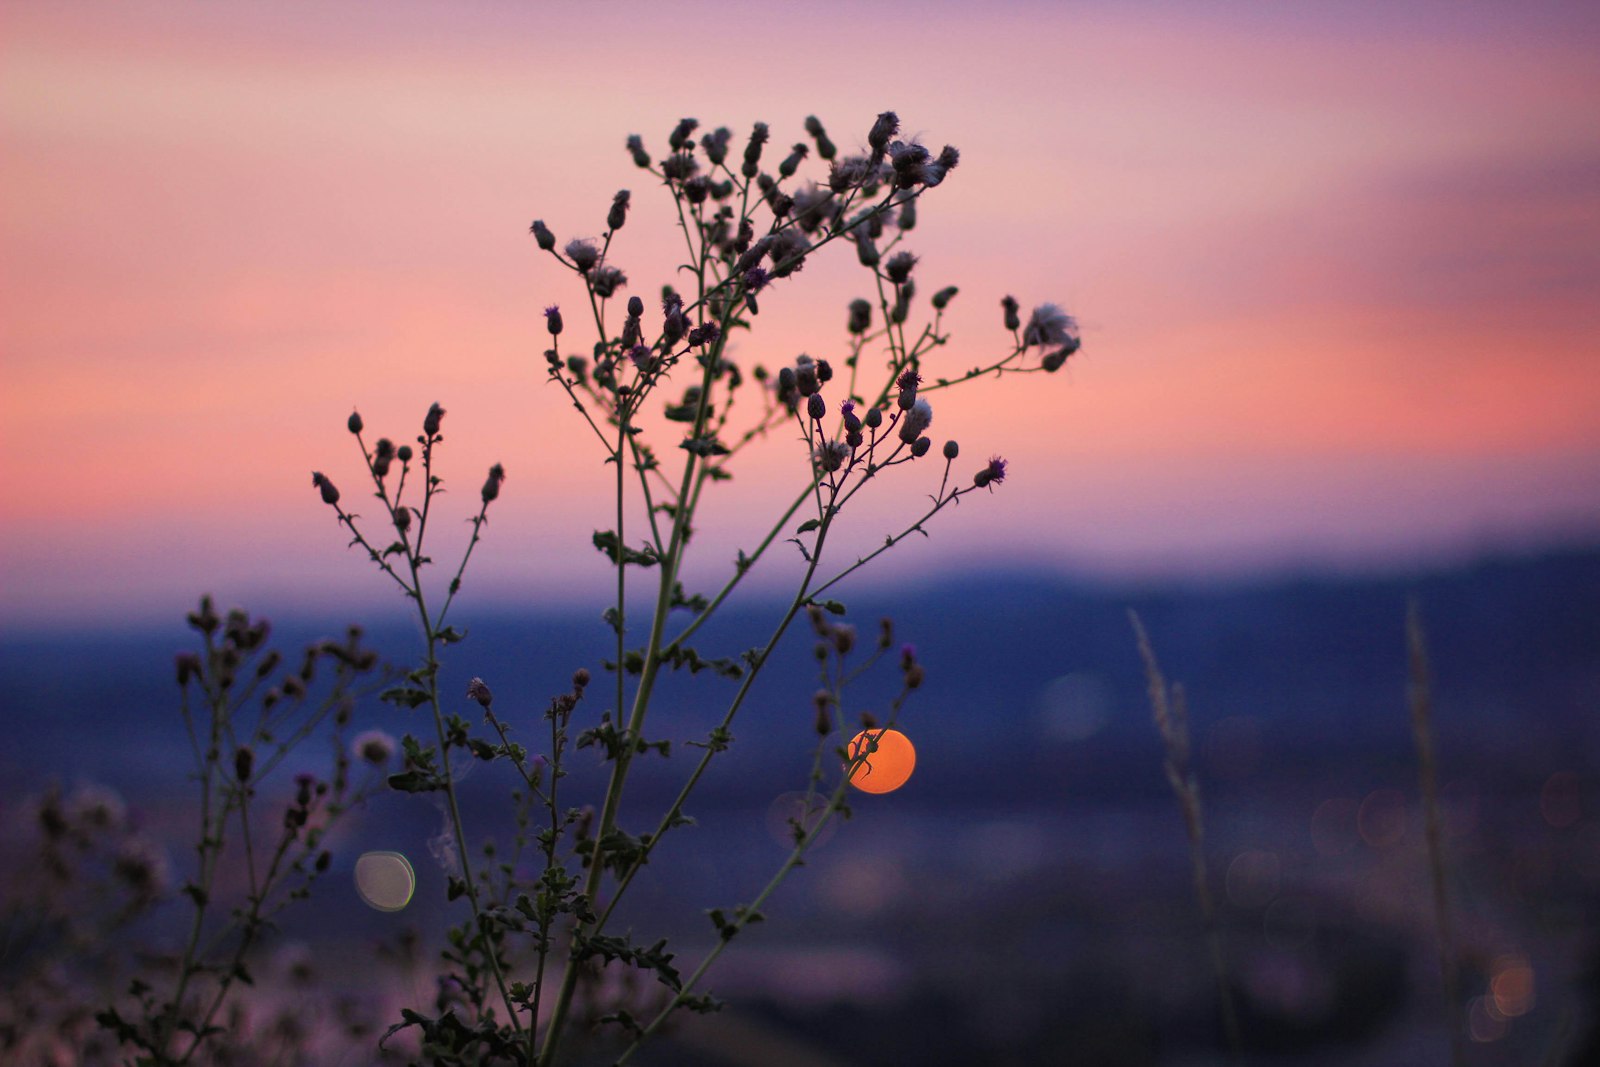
[974, 455, 1008, 489]
[544, 305, 562, 336]
[896, 367, 921, 411]
[687, 321, 722, 348]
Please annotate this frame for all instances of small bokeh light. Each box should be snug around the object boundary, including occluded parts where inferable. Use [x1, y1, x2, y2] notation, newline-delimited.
[354, 850, 416, 912]
[1309, 797, 1359, 857]
[1357, 788, 1407, 848]
[846, 729, 916, 794]
[1489, 954, 1535, 1019]
[1225, 849, 1281, 909]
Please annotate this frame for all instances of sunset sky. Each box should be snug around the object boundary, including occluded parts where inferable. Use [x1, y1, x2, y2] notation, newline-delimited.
[3, 1, 1598, 627]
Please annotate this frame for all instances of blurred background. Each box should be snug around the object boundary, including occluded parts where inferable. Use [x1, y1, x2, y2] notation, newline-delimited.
[3, 1, 1597, 1063]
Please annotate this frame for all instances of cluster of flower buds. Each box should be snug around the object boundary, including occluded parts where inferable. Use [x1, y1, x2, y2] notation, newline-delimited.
[899, 642, 925, 690]
[999, 297, 1081, 373]
[775, 353, 834, 410]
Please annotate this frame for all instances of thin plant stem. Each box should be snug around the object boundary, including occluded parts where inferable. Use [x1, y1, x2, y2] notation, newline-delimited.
[1129, 610, 1242, 1060]
[1408, 599, 1465, 1067]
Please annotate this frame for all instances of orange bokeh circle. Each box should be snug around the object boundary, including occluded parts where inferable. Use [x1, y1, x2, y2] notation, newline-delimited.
[846, 728, 916, 794]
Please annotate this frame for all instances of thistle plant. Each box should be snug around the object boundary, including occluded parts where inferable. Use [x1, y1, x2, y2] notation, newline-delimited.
[93, 599, 389, 1064]
[101, 108, 1079, 1066]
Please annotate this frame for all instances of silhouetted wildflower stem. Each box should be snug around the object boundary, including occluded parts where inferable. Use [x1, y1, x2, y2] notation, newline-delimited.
[616, 684, 914, 1063]
[409, 487, 524, 1039]
[1408, 600, 1465, 1067]
[101, 600, 383, 1065]
[1130, 610, 1242, 1059]
[308, 110, 1079, 1065]
[662, 481, 815, 655]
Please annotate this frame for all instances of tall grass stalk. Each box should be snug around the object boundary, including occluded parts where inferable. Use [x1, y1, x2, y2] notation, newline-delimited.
[1130, 610, 1242, 1059]
[1407, 599, 1465, 1067]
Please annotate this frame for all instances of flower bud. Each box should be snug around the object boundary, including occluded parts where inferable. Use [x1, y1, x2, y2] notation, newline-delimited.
[466, 677, 493, 708]
[662, 303, 689, 346]
[347, 410, 363, 434]
[931, 286, 959, 310]
[779, 142, 808, 178]
[687, 322, 722, 348]
[884, 251, 917, 284]
[606, 189, 630, 231]
[795, 360, 819, 397]
[627, 295, 645, 318]
[847, 298, 872, 335]
[394, 507, 411, 532]
[943, 439, 959, 460]
[897, 197, 917, 231]
[742, 121, 769, 178]
[573, 667, 591, 690]
[1002, 295, 1020, 332]
[423, 402, 445, 436]
[863, 407, 884, 429]
[397, 444, 413, 463]
[701, 126, 731, 165]
[530, 219, 556, 250]
[625, 134, 650, 168]
[312, 471, 340, 506]
[807, 394, 826, 421]
[911, 435, 931, 457]
[661, 153, 698, 182]
[896, 368, 920, 411]
[353, 729, 395, 764]
[841, 400, 861, 434]
[855, 235, 879, 269]
[669, 117, 699, 151]
[832, 624, 856, 656]
[176, 651, 203, 685]
[805, 115, 837, 160]
[545, 305, 563, 336]
[867, 111, 899, 158]
[481, 462, 506, 504]
[234, 746, 254, 783]
[807, 603, 830, 636]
